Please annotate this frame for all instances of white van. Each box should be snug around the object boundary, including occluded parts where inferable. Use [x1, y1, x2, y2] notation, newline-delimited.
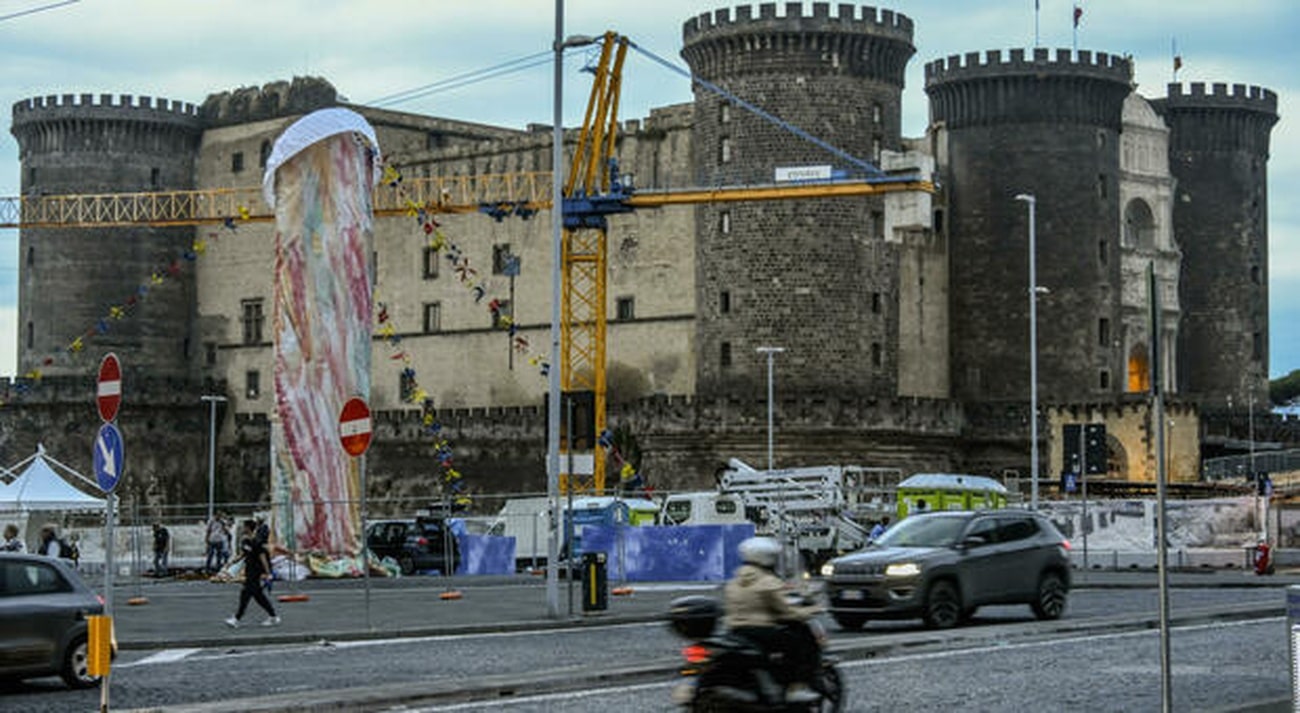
[659, 492, 748, 527]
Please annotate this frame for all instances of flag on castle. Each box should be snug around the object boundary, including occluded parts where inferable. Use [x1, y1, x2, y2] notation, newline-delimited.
[1073, 2, 1083, 28]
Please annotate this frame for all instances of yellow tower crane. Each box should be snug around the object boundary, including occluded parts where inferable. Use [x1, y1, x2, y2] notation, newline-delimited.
[0, 30, 933, 494]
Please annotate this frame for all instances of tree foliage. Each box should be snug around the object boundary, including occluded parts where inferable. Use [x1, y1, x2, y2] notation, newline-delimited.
[1270, 369, 1300, 405]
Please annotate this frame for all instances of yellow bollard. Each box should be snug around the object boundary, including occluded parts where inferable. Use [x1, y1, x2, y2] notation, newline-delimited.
[87, 615, 112, 677]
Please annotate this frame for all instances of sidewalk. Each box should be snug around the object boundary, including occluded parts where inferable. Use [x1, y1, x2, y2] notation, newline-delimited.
[104, 567, 1300, 650]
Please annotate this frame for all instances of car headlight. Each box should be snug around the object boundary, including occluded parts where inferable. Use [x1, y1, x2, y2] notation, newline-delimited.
[820, 562, 835, 577]
[884, 562, 921, 577]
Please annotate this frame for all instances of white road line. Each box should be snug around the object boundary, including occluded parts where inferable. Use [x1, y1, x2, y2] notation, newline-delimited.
[117, 648, 203, 667]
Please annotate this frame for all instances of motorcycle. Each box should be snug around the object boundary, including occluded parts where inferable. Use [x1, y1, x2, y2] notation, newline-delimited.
[667, 594, 845, 712]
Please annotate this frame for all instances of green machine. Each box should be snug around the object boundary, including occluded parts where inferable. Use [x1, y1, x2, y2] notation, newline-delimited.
[896, 473, 1008, 519]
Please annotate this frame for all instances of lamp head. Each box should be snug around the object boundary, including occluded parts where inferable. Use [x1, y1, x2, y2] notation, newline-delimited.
[1014, 193, 1036, 204]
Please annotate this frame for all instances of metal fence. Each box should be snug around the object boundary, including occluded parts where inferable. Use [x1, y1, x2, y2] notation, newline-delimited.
[1202, 449, 1300, 480]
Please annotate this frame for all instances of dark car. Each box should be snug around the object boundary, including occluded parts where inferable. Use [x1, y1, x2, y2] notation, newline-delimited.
[821, 509, 1070, 631]
[0, 552, 107, 688]
[365, 518, 458, 575]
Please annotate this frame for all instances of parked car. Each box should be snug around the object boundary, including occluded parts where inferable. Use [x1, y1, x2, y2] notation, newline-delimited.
[365, 518, 458, 575]
[0, 552, 109, 688]
[820, 509, 1071, 631]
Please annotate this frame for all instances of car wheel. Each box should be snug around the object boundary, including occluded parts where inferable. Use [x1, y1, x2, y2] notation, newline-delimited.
[831, 612, 867, 631]
[398, 555, 415, 575]
[60, 634, 98, 689]
[923, 580, 962, 629]
[1032, 571, 1068, 620]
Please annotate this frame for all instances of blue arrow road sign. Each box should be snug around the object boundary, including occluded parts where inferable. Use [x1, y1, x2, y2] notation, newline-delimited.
[94, 423, 124, 493]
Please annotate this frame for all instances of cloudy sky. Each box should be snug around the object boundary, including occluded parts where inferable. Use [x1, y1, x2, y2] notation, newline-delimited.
[1, 0, 1296, 380]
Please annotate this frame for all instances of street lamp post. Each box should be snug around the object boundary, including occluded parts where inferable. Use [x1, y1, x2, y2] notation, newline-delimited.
[547, 0, 597, 618]
[200, 395, 227, 524]
[1015, 193, 1039, 510]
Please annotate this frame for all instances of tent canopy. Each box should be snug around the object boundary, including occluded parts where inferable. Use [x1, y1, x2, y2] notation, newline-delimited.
[0, 449, 104, 512]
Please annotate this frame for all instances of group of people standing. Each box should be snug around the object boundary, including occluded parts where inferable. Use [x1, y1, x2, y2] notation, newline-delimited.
[2, 522, 77, 564]
[204, 512, 233, 573]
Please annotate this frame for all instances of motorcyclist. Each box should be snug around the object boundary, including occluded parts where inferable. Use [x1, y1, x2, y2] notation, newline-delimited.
[723, 536, 822, 699]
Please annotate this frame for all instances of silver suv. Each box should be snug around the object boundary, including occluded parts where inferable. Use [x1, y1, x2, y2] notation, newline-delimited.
[821, 509, 1070, 630]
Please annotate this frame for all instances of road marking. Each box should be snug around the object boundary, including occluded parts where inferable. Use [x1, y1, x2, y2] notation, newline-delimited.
[416, 679, 673, 711]
[117, 648, 202, 667]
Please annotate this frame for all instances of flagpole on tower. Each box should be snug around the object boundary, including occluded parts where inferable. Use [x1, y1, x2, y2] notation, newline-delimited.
[1034, 0, 1040, 48]
[1172, 37, 1183, 82]
[1072, 2, 1082, 53]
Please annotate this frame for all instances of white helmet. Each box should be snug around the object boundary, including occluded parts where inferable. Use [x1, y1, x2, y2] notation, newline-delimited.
[738, 536, 781, 569]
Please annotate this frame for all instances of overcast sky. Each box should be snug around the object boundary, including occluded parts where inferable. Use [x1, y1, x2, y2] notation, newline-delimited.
[1, 0, 1296, 381]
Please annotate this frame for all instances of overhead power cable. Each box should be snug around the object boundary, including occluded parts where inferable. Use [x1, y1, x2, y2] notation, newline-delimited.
[0, 0, 80, 23]
[368, 50, 554, 107]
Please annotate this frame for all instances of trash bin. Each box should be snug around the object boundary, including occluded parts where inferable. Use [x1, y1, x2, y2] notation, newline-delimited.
[581, 551, 608, 612]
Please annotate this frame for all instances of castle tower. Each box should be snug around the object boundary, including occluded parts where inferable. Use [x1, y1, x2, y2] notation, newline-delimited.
[681, 3, 915, 400]
[1151, 82, 1278, 409]
[925, 49, 1134, 403]
[11, 93, 203, 379]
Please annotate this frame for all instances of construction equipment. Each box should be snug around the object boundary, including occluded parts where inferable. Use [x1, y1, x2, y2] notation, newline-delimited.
[714, 458, 903, 567]
[0, 31, 934, 495]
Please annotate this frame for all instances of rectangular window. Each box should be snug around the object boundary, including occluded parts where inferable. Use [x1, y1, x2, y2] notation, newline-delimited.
[719, 211, 731, 235]
[616, 297, 635, 321]
[492, 299, 513, 329]
[871, 342, 882, 368]
[150, 167, 160, 188]
[400, 370, 416, 402]
[1098, 318, 1110, 348]
[872, 292, 882, 314]
[1098, 239, 1109, 266]
[241, 298, 264, 345]
[1099, 370, 1110, 390]
[491, 243, 512, 274]
[720, 290, 731, 314]
[719, 103, 731, 124]
[231, 151, 245, 173]
[719, 137, 732, 164]
[205, 342, 217, 367]
[423, 247, 440, 279]
[720, 342, 732, 368]
[871, 211, 885, 239]
[246, 370, 261, 400]
[1097, 173, 1108, 199]
[1253, 331, 1264, 360]
[423, 302, 441, 333]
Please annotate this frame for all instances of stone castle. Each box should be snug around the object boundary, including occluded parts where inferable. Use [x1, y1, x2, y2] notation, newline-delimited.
[2, 4, 1283, 509]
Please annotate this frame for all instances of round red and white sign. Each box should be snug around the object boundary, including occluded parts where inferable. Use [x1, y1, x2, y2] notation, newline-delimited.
[97, 353, 122, 423]
[338, 397, 372, 457]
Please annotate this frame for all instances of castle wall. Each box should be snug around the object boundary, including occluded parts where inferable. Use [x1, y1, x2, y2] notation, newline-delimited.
[683, 3, 915, 404]
[1152, 82, 1277, 409]
[926, 49, 1134, 403]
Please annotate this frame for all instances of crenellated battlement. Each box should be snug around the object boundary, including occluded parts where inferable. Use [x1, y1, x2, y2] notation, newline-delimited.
[12, 92, 200, 123]
[1161, 82, 1277, 114]
[200, 76, 338, 128]
[925, 47, 1132, 85]
[684, 3, 913, 40]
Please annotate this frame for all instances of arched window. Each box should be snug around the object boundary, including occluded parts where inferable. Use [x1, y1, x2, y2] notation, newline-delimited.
[1127, 343, 1150, 393]
[1123, 199, 1156, 249]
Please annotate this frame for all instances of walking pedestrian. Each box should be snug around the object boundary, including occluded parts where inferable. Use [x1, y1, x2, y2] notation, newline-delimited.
[37, 523, 62, 558]
[2, 524, 24, 552]
[152, 522, 171, 576]
[224, 519, 280, 628]
[205, 514, 226, 572]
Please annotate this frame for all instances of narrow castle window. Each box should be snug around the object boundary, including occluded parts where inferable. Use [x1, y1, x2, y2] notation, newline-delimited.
[1251, 265, 1261, 284]
[150, 167, 160, 189]
[719, 103, 731, 124]
[719, 137, 732, 164]
[720, 291, 731, 314]
[872, 292, 882, 314]
[1098, 239, 1108, 266]
[1099, 370, 1110, 390]
[241, 299, 264, 345]
[205, 342, 217, 367]
[871, 342, 882, 368]
[26, 321, 33, 349]
[1098, 318, 1110, 347]
[231, 151, 245, 173]
[720, 342, 732, 368]
[719, 211, 731, 234]
[1253, 332, 1263, 361]
[1097, 173, 1107, 199]
[424, 302, 441, 333]
[423, 247, 440, 279]
[26, 246, 34, 266]
[872, 103, 882, 124]
[246, 370, 260, 400]
[616, 297, 635, 321]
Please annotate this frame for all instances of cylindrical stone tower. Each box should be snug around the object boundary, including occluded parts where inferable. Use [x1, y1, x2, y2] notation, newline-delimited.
[1151, 82, 1277, 409]
[925, 48, 1134, 403]
[11, 93, 203, 379]
[682, 2, 915, 401]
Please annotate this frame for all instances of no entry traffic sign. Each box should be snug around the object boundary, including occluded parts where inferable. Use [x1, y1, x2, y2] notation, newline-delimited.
[97, 353, 122, 423]
[338, 397, 372, 457]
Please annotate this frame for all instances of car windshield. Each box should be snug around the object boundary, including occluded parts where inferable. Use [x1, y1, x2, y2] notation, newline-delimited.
[873, 515, 969, 548]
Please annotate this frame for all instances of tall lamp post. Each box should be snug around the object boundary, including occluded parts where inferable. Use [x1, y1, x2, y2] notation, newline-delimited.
[756, 347, 785, 471]
[547, 0, 597, 618]
[200, 395, 227, 523]
[1014, 193, 1039, 510]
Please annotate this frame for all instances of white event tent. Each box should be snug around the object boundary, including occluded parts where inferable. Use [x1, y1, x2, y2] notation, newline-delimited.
[0, 445, 104, 512]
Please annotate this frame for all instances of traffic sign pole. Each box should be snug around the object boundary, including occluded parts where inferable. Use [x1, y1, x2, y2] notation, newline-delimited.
[338, 398, 373, 631]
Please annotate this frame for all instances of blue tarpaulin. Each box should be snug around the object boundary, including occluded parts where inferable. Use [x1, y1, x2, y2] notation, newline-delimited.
[578, 524, 755, 582]
[454, 534, 516, 575]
